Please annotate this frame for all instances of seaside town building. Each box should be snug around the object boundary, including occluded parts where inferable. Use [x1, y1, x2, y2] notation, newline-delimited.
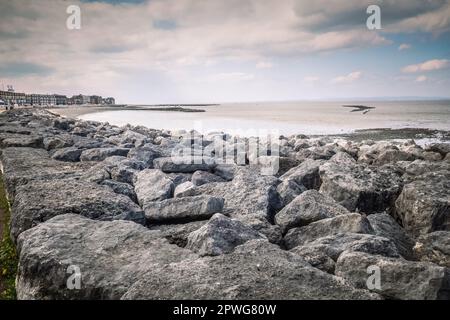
[0, 85, 115, 107]
[104, 97, 115, 105]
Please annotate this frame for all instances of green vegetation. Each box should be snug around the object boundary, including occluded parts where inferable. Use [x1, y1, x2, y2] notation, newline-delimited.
[0, 173, 17, 300]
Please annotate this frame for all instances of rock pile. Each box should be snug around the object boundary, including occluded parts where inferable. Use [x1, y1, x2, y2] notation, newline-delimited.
[0, 109, 449, 300]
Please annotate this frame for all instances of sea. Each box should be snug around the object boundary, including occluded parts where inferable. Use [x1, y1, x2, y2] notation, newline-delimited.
[79, 100, 450, 137]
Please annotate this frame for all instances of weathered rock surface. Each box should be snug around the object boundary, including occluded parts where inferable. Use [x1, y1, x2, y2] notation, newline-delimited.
[335, 251, 450, 300]
[284, 213, 373, 249]
[319, 152, 403, 214]
[16, 214, 196, 299]
[80, 147, 130, 162]
[154, 156, 215, 173]
[122, 240, 380, 300]
[186, 213, 264, 256]
[280, 159, 324, 190]
[143, 195, 225, 223]
[367, 212, 415, 259]
[191, 170, 225, 186]
[192, 167, 280, 219]
[395, 171, 450, 237]
[174, 181, 196, 198]
[134, 169, 174, 206]
[275, 190, 350, 233]
[276, 179, 307, 207]
[11, 178, 145, 242]
[413, 231, 450, 268]
[51, 147, 83, 162]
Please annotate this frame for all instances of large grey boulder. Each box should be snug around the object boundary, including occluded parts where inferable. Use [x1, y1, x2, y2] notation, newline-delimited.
[148, 220, 208, 248]
[276, 179, 307, 207]
[52, 147, 83, 162]
[192, 167, 280, 219]
[174, 181, 196, 198]
[367, 212, 415, 259]
[335, 251, 450, 300]
[275, 190, 350, 233]
[280, 159, 324, 190]
[1, 135, 43, 148]
[143, 195, 224, 224]
[191, 170, 225, 186]
[133, 169, 174, 207]
[413, 231, 450, 268]
[10, 178, 145, 242]
[372, 149, 418, 166]
[122, 239, 380, 300]
[290, 233, 400, 274]
[0, 147, 89, 199]
[235, 214, 283, 245]
[153, 156, 215, 173]
[395, 171, 450, 237]
[284, 213, 373, 249]
[80, 147, 130, 162]
[127, 144, 161, 167]
[16, 214, 196, 300]
[186, 213, 264, 256]
[100, 179, 137, 203]
[319, 152, 403, 214]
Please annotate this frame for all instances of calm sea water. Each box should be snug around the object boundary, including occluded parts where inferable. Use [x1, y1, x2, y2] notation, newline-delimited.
[79, 100, 450, 136]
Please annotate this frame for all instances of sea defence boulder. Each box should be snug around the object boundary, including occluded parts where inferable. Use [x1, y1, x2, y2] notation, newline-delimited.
[10, 178, 145, 242]
[275, 190, 350, 234]
[1, 109, 450, 300]
[395, 171, 450, 237]
[319, 152, 403, 214]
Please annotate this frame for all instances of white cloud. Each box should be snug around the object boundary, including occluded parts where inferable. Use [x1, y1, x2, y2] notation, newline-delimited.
[398, 43, 411, 51]
[209, 72, 255, 82]
[304, 76, 320, 83]
[256, 61, 273, 69]
[416, 75, 428, 82]
[402, 59, 450, 73]
[332, 71, 362, 84]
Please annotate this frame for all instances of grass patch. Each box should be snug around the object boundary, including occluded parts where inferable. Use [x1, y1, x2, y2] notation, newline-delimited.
[0, 173, 17, 300]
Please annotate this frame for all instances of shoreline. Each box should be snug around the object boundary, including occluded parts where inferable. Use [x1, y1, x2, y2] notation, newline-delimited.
[48, 106, 450, 143]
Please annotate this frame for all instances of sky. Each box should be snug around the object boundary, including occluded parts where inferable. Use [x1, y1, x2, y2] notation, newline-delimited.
[0, 0, 450, 104]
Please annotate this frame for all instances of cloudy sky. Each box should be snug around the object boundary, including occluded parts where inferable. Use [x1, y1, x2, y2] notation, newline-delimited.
[1, 0, 450, 103]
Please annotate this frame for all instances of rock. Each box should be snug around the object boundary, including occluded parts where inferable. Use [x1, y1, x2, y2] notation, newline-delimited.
[276, 179, 307, 208]
[148, 220, 208, 248]
[143, 195, 224, 224]
[284, 213, 373, 249]
[290, 246, 336, 274]
[372, 149, 417, 166]
[134, 169, 174, 207]
[291, 233, 399, 264]
[335, 251, 450, 300]
[122, 239, 380, 300]
[193, 167, 280, 219]
[398, 160, 450, 179]
[101, 179, 138, 203]
[367, 213, 415, 259]
[0, 147, 88, 199]
[234, 214, 283, 245]
[16, 214, 195, 299]
[10, 178, 145, 242]
[275, 190, 350, 233]
[51, 147, 83, 162]
[80, 147, 130, 162]
[319, 153, 403, 214]
[1, 135, 43, 148]
[422, 151, 442, 162]
[174, 181, 196, 198]
[395, 171, 450, 237]
[127, 144, 161, 167]
[213, 163, 237, 181]
[425, 143, 450, 157]
[43, 136, 73, 150]
[191, 170, 225, 186]
[280, 159, 324, 190]
[153, 156, 215, 173]
[413, 231, 450, 268]
[186, 213, 264, 256]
